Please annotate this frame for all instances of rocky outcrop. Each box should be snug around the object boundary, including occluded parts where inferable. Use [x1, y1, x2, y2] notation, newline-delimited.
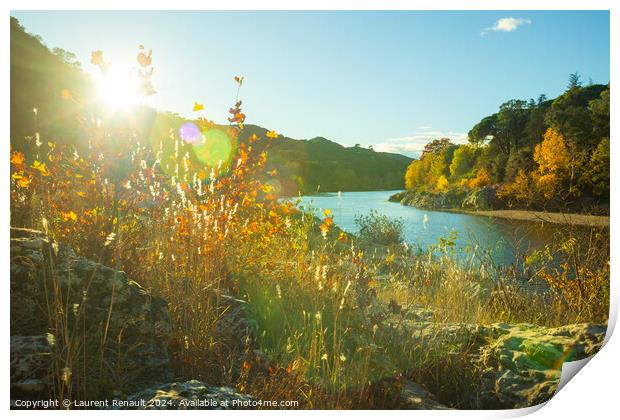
[389, 187, 499, 211]
[124, 380, 254, 409]
[479, 323, 606, 408]
[399, 379, 449, 409]
[461, 187, 498, 210]
[10, 228, 173, 400]
[391, 318, 606, 409]
[10, 335, 54, 398]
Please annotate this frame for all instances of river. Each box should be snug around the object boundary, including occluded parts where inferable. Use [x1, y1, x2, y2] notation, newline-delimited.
[297, 190, 564, 266]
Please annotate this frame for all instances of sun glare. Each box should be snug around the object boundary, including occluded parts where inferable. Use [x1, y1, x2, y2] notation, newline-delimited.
[96, 67, 142, 110]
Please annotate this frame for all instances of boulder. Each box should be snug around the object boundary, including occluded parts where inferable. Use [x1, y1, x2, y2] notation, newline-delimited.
[10, 335, 54, 398]
[400, 379, 449, 409]
[10, 228, 173, 400]
[479, 323, 606, 408]
[124, 380, 254, 409]
[462, 187, 498, 210]
[392, 319, 606, 408]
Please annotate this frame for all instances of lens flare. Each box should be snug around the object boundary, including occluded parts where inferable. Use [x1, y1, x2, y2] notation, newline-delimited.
[193, 129, 236, 168]
[96, 67, 141, 110]
[179, 122, 201, 144]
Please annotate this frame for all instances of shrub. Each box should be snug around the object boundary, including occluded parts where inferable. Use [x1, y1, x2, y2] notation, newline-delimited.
[355, 210, 404, 245]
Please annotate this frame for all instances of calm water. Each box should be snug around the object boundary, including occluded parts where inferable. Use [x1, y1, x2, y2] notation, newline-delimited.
[298, 190, 561, 266]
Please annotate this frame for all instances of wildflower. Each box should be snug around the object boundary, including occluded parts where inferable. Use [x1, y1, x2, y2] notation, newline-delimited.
[266, 130, 279, 139]
[193, 101, 204, 112]
[339, 354, 347, 362]
[321, 353, 328, 361]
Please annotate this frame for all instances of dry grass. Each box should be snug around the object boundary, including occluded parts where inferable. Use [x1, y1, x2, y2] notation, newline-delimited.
[9, 59, 609, 408]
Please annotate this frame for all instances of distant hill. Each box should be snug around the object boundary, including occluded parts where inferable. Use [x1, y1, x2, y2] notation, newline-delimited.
[237, 126, 412, 195]
[10, 17, 411, 196]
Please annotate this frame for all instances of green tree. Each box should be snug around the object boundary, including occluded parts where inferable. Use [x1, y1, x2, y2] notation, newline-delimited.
[583, 138, 610, 198]
[449, 145, 475, 179]
[589, 87, 610, 141]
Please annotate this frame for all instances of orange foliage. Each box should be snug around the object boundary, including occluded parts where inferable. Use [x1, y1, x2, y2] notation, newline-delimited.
[468, 168, 491, 189]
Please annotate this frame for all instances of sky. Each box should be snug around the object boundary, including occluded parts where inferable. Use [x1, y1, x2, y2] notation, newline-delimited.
[11, 10, 610, 157]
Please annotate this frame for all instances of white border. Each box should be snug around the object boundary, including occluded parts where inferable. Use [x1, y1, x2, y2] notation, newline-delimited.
[2, 1, 616, 419]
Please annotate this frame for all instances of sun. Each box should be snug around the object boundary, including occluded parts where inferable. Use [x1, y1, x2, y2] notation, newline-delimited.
[95, 66, 142, 110]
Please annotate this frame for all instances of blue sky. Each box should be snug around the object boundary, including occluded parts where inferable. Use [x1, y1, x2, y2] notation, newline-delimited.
[11, 10, 610, 156]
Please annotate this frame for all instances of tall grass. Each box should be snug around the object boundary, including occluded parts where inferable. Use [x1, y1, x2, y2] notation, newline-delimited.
[9, 50, 609, 408]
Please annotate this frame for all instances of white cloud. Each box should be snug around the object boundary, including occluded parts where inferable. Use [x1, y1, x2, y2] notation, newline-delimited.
[374, 130, 468, 158]
[481, 17, 531, 36]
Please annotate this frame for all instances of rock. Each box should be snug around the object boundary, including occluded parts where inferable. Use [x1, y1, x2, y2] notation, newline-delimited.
[125, 380, 254, 409]
[10, 335, 54, 398]
[479, 323, 606, 408]
[462, 187, 497, 210]
[392, 319, 605, 409]
[10, 228, 173, 400]
[400, 379, 449, 409]
[389, 187, 499, 211]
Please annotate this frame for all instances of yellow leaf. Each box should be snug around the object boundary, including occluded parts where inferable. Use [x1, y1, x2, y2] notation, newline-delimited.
[61, 211, 77, 222]
[15, 174, 32, 188]
[31, 160, 50, 176]
[10, 151, 25, 166]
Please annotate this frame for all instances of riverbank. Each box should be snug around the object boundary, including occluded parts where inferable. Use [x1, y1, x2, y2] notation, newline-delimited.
[459, 209, 610, 227]
[389, 189, 610, 228]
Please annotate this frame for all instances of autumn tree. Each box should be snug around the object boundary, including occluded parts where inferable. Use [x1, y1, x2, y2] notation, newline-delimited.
[421, 138, 453, 157]
[533, 128, 573, 199]
[405, 159, 425, 190]
[498, 169, 533, 207]
[468, 168, 491, 189]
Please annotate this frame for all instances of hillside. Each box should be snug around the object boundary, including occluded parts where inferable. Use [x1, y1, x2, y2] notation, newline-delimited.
[395, 80, 610, 214]
[10, 17, 411, 196]
[237, 125, 411, 195]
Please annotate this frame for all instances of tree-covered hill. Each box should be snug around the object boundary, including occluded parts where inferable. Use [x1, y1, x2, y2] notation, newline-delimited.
[10, 17, 411, 196]
[397, 77, 610, 214]
[237, 126, 411, 194]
